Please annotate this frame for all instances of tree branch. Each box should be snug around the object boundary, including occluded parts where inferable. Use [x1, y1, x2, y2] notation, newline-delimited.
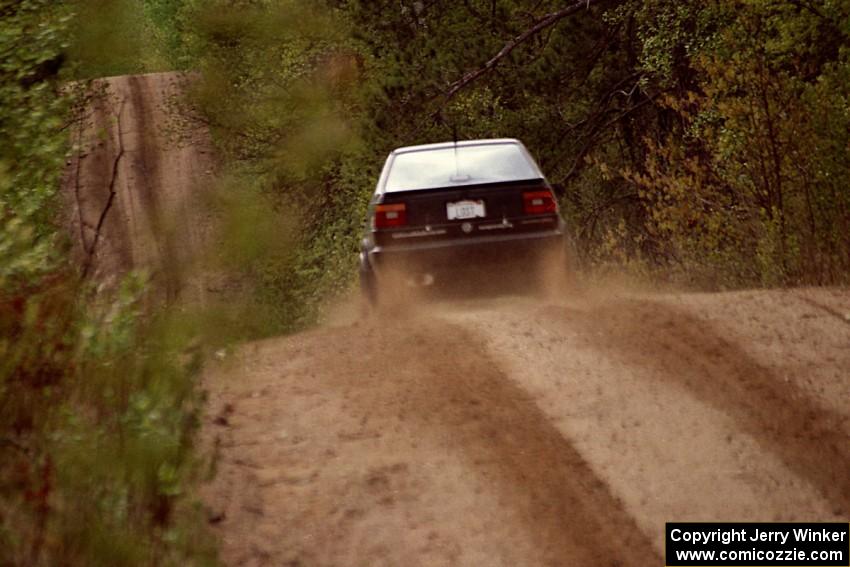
[558, 92, 658, 183]
[441, 0, 598, 103]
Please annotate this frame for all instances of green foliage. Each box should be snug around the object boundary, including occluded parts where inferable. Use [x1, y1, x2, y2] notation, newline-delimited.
[0, 0, 72, 292]
[633, 0, 850, 285]
[148, 0, 364, 330]
[1, 2, 219, 565]
[3, 2, 848, 563]
[69, 0, 180, 77]
[63, 0, 847, 327]
[164, 0, 641, 326]
[157, 0, 850, 324]
[2, 277, 218, 566]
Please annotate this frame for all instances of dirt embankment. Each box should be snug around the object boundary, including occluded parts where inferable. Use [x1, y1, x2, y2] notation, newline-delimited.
[203, 287, 849, 567]
[63, 72, 216, 302]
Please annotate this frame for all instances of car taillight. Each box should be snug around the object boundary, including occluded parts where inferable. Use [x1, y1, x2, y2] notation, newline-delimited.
[523, 190, 558, 215]
[374, 203, 407, 228]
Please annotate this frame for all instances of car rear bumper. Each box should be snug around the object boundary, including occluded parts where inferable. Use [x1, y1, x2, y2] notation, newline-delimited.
[365, 228, 564, 275]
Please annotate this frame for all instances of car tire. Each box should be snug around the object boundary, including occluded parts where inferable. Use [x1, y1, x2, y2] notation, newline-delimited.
[563, 233, 581, 283]
[359, 261, 379, 311]
[539, 234, 579, 298]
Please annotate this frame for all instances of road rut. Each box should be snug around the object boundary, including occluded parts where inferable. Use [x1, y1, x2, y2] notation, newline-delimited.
[203, 288, 849, 566]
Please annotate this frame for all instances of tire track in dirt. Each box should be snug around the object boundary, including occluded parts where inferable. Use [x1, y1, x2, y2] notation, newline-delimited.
[62, 72, 216, 303]
[206, 288, 849, 565]
[68, 84, 134, 274]
[124, 75, 168, 286]
[442, 292, 847, 555]
[204, 317, 660, 566]
[795, 293, 850, 327]
[551, 297, 850, 516]
[397, 320, 660, 567]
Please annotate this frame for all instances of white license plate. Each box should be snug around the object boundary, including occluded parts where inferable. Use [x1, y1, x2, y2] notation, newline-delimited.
[447, 199, 486, 220]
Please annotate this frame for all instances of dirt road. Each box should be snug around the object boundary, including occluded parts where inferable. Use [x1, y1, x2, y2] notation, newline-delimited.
[62, 72, 216, 303]
[203, 286, 850, 567]
[62, 72, 849, 567]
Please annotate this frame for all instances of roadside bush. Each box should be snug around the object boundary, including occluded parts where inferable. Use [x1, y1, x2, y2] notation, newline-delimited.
[1, 2, 218, 565]
[632, 0, 850, 286]
[57, 0, 849, 337]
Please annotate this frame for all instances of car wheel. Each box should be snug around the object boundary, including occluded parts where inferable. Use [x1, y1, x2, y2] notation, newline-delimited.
[359, 262, 379, 311]
[539, 234, 578, 298]
[563, 233, 581, 283]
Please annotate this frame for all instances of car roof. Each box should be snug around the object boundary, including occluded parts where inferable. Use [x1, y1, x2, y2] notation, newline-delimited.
[390, 138, 524, 155]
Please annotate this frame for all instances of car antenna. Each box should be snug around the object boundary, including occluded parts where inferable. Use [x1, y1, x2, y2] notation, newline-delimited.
[452, 124, 460, 178]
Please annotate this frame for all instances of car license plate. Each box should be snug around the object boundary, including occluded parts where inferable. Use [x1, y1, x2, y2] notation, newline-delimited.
[447, 199, 486, 220]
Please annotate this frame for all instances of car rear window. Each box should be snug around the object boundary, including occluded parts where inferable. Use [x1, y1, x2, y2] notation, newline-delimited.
[384, 143, 542, 192]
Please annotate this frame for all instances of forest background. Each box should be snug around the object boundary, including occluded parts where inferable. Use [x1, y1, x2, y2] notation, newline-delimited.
[2, 1, 848, 565]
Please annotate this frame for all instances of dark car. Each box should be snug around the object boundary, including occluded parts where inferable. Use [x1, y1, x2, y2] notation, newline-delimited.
[359, 138, 572, 304]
